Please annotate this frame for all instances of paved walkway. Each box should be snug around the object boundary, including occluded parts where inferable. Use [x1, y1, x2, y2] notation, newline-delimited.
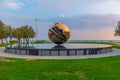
[0, 47, 120, 59]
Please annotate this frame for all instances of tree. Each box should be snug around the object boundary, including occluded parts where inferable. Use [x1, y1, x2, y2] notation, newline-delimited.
[3, 25, 14, 43]
[0, 20, 5, 44]
[0, 20, 35, 44]
[6, 25, 14, 41]
[3, 25, 9, 43]
[13, 25, 35, 44]
[13, 27, 23, 44]
[20, 25, 35, 44]
[115, 21, 120, 38]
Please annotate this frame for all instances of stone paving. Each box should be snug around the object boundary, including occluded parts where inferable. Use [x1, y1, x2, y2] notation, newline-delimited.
[0, 47, 120, 59]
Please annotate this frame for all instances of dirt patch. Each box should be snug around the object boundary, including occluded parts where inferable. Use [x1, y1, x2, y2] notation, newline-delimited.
[25, 58, 37, 61]
[76, 70, 89, 80]
[0, 57, 10, 62]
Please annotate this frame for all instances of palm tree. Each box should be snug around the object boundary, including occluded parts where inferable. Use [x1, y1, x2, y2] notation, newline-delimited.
[115, 21, 120, 38]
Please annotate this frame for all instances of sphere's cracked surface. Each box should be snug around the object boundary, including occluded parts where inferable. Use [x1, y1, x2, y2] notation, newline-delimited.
[48, 22, 70, 44]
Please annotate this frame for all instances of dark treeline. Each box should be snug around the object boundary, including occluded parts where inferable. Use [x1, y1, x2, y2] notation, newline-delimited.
[0, 20, 35, 44]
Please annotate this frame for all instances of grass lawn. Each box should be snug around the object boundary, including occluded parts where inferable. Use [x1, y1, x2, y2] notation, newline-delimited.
[0, 56, 120, 80]
[0, 42, 120, 80]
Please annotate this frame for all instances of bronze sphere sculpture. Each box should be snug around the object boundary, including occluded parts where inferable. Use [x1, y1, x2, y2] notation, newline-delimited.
[48, 22, 70, 44]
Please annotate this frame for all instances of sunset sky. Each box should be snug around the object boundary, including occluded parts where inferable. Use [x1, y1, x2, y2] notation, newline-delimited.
[0, 0, 120, 40]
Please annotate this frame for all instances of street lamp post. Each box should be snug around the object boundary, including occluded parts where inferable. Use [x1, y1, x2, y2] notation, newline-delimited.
[35, 19, 40, 40]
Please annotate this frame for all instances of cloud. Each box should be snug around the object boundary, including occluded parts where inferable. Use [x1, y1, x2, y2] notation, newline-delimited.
[1, 0, 120, 18]
[40, 14, 120, 40]
[0, 11, 119, 40]
[32, 0, 120, 16]
[0, 12, 34, 27]
[0, 0, 120, 40]
[5, 1, 23, 9]
[70, 27, 116, 40]
[0, 0, 24, 9]
[80, 0, 118, 3]
[41, 14, 120, 30]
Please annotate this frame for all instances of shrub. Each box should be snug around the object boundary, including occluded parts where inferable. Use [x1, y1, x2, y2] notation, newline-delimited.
[34, 40, 46, 44]
[0, 43, 9, 47]
[9, 40, 18, 44]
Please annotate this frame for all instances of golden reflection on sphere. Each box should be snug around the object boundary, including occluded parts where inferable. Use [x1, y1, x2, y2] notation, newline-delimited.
[48, 22, 70, 44]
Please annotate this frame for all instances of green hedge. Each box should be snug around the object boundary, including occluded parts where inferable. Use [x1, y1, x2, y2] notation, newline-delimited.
[9, 40, 18, 44]
[33, 40, 46, 44]
[0, 43, 9, 47]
